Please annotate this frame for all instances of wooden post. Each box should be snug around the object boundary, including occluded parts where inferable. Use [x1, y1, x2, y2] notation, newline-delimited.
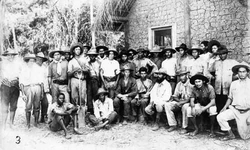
[90, 0, 95, 47]
[184, 0, 191, 47]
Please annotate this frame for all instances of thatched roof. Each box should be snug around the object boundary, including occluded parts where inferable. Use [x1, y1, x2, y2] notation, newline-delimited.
[95, 0, 135, 32]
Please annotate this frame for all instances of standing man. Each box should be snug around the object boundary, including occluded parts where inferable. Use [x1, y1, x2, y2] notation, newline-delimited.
[128, 48, 137, 61]
[150, 45, 164, 69]
[217, 62, 250, 140]
[86, 48, 101, 114]
[186, 74, 217, 136]
[100, 47, 120, 99]
[96, 45, 108, 63]
[48, 49, 69, 103]
[119, 50, 136, 77]
[161, 46, 178, 94]
[145, 68, 172, 131]
[114, 65, 138, 124]
[131, 67, 153, 123]
[164, 67, 192, 133]
[36, 52, 49, 123]
[209, 46, 238, 112]
[0, 49, 20, 129]
[175, 43, 192, 72]
[20, 53, 44, 128]
[88, 88, 118, 131]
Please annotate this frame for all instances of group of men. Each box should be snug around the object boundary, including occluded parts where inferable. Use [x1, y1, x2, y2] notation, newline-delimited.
[1, 40, 250, 140]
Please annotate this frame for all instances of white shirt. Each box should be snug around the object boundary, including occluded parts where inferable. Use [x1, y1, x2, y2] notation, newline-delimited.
[150, 80, 172, 105]
[161, 57, 177, 76]
[100, 59, 120, 77]
[19, 63, 44, 86]
[94, 97, 114, 119]
[1, 57, 21, 81]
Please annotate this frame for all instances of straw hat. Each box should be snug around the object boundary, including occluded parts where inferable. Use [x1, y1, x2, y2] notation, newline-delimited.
[187, 45, 204, 55]
[96, 45, 108, 53]
[232, 62, 250, 74]
[176, 67, 190, 76]
[36, 52, 48, 61]
[70, 43, 83, 54]
[175, 43, 188, 52]
[49, 49, 64, 58]
[97, 88, 108, 96]
[23, 53, 37, 61]
[150, 45, 162, 53]
[105, 47, 118, 55]
[163, 46, 176, 54]
[87, 48, 98, 55]
[2, 48, 18, 56]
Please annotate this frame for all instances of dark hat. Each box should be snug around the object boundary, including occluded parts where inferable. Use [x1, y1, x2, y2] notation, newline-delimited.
[121, 64, 133, 71]
[2, 48, 18, 56]
[97, 88, 108, 96]
[36, 52, 48, 61]
[70, 43, 84, 55]
[49, 49, 65, 58]
[175, 43, 188, 52]
[87, 48, 98, 55]
[23, 53, 37, 61]
[137, 48, 147, 53]
[139, 67, 148, 73]
[96, 46, 108, 53]
[82, 43, 91, 50]
[105, 47, 118, 56]
[187, 45, 204, 55]
[208, 40, 221, 52]
[163, 46, 176, 54]
[128, 48, 137, 55]
[176, 67, 190, 76]
[214, 45, 232, 55]
[190, 73, 209, 85]
[232, 62, 250, 74]
[119, 50, 129, 57]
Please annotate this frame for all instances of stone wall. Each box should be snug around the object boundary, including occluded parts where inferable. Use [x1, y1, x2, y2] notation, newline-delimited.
[126, 0, 250, 62]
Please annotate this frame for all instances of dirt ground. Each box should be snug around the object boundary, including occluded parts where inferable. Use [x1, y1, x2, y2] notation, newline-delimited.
[1, 98, 250, 150]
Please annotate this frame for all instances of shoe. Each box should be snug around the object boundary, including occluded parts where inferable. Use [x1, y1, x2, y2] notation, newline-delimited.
[104, 124, 111, 130]
[122, 120, 128, 125]
[74, 129, 83, 135]
[167, 126, 177, 132]
[221, 134, 235, 141]
[152, 124, 160, 131]
[65, 135, 72, 139]
[180, 128, 188, 134]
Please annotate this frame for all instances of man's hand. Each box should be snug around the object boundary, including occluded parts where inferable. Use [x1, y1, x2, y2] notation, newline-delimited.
[2, 78, 10, 85]
[196, 107, 204, 115]
[220, 107, 227, 114]
[21, 94, 28, 103]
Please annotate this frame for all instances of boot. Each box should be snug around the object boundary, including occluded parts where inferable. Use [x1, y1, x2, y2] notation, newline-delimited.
[34, 111, 40, 127]
[9, 111, 16, 128]
[26, 112, 31, 128]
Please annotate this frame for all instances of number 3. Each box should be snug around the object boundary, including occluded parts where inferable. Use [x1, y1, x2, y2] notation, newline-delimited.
[16, 136, 21, 144]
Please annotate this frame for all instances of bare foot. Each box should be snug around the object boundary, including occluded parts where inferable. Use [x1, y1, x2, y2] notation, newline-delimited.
[191, 130, 199, 136]
[65, 135, 72, 139]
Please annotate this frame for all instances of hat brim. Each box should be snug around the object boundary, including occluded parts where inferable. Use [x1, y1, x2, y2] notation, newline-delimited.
[97, 91, 108, 96]
[23, 57, 37, 61]
[105, 50, 118, 55]
[232, 65, 250, 74]
[175, 46, 188, 52]
[190, 74, 209, 85]
[128, 49, 138, 54]
[214, 50, 232, 55]
[36, 56, 48, 61]
[187, 48, 204, 55]
[87, 52, 98, 55]
[163, 48, 176, 54]
[70, 44, 84, 54]
[208, 40, 221, 52]
[83, 46, 91, 50]
[176, 71, 190, 76]
[2, 52, 18, 56]
[96, 46, 108, 52]
[49, 51, 65, 58]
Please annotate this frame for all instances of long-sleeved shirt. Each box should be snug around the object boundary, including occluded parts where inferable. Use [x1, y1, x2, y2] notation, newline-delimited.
[115, 77, 138, 98]
[0, 57, 21, 83]
[19, 63, 44, 86]
[161, 57, 178, 76]
[229, 78, 250, 110]
[189, 56, 207, 76]
[150, 80, 172, 104]
[209, 59, 238, 95]
[94, 97, 114, 119]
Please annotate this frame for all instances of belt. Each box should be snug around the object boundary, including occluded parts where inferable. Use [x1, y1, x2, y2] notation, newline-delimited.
[104, 76, 117, 82]
[24, 83, 41, 87]
[53, 80, 68, 85]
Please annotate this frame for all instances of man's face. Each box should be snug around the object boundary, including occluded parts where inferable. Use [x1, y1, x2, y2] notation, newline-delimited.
[28, 58, 36, 66]
[57, 95, 65, 106]
[165, 50, 172, 58]
[128, 51, 134, 59]
[83, 47, 88, 54]
[140, 71, 147, 79]
[99, 49, 105, 58]
[192, 50, 199, 59]
[179, 48, 185, 56]
[121, 54, 128, 62]
[74, 47, 81, 56]
[179, 74, 187, 83]
[108, 52, 114, 60]
[89, 55, 96, 62]
[137, 52, 143, 59]
[99, 93, 105, 102]
[124, 70, 130, 77]
[36, 57, 43, 66]
[156, 73, 165, 83]
[200, 43, 206, 51]
[212, 45, 218, 53]
[238, 67, 248, 80]
[219, 53, 227, 61]
[53, 52, 61, 61]
[64, 53, 70, 60]
[194, 79, 203, 89]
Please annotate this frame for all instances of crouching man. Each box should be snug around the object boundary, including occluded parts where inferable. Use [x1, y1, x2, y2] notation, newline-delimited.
[187, 73, 217, 137]
[48, 93, 83, 139]
[164, 67, 192, 133]
[88, 88, 118, 131]
[145, 68, 172, 131]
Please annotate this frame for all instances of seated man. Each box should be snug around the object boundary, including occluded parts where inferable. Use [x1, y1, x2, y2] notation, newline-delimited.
[217, 62, 250, 140]
[164, 67, 193, 133]
[145, 68, 172, 131]
[114, 65, 138, 124]
[88, 88, 118, 131]
[48, 93, 82, 139]
[187, 73, 217, 136]
[131, 67, 153, 123]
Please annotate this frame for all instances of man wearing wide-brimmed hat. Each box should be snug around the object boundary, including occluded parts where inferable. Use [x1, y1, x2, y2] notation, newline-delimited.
[96, 45, 108, 63]
[209, 45, 238, 113]
[149, 45, 164, 69]
[128, 48, 137, 61]
[164, 67, 193, 133]
[176, 43, 192, 73]
[60, 46, 71, 62]
[131, 67, 153, 124]
[100, 47, 120, 99]
[217, 62, 250, 140]
[86, 48, 101, 114]
[186, 73, 217, 137]
[88, 88, 118, 131]
[133, 47, 158, 78]
[145, 68, 172, 131]
[36, 52, 49, 123]
[161, 46, 178, 94]
[0, 48, 21, 129]
[114, 64, 138, 124]
[19, 53, 45, 128]
[82, 43, 91, 61]
[48, 49, 69, 103]
[119, 50, 136, 77]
